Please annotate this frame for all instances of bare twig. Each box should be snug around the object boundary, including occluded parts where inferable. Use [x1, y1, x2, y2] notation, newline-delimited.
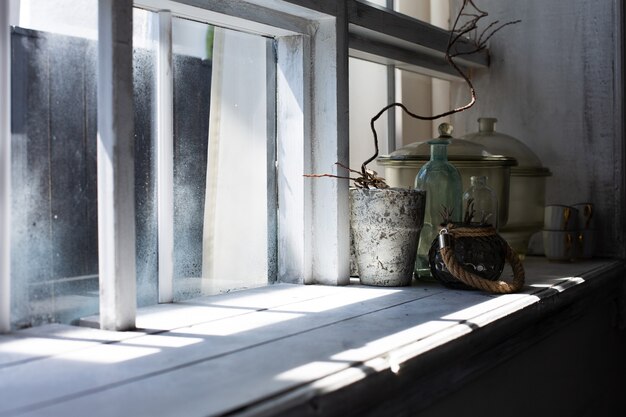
[303, 163, 389, 189]
[366, 1, 520, 187]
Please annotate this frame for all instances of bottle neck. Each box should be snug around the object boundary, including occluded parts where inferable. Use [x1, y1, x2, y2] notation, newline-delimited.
[470, 176, 487, 188]
[430, 143, 449, 161]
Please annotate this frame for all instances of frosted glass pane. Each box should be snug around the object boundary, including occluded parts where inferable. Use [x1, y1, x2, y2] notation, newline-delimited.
[10, 6, 274, 327]
[135, 17, 272, 302]
[170, 17, 213, 300]
[10, 1, 99, 328]
[133, 8, 159, 307]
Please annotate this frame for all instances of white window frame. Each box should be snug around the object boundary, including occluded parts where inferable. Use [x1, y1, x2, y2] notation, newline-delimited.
[0, 0, 12, 333]
[0, 0, 487, 332]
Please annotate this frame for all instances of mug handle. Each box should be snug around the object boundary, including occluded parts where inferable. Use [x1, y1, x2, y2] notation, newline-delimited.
[584, 204, 593, 229]
[565, 232, 573, 254]
[563, 207, 571, 229]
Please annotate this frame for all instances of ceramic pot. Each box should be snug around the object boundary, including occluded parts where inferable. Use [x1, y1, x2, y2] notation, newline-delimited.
[350, 188, 426, 286]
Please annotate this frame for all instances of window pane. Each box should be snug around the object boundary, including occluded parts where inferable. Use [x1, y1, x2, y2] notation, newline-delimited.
[349, 59, 452, 180]
[349, 58, 390, 176]
[394, 0, 431, 21]
[170, 17, 213, 299]
[11, 0, 98, 327]
[133, 15, 273, 301]
[133, 8, 158, 307]
[366, 0, 448, 26]
[16, 0, 98, 40]
[396, 68, 435, 144]
[196, 27, 271, 296]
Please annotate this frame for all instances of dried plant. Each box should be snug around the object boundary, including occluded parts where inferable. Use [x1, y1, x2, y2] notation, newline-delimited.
[440, 205, 456, 225]
[463, 198, 476, 224]
[304, 0, 520, 189]
[463, 197, 494, 225]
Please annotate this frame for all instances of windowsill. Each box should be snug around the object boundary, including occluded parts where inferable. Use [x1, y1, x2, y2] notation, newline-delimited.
[0, 257, 624, 416]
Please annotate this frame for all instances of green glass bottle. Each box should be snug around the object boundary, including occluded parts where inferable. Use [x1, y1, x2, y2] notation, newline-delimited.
[414, 123, 463, 280]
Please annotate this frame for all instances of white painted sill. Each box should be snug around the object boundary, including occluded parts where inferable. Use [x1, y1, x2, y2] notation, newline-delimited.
[0, 257, 623, 417]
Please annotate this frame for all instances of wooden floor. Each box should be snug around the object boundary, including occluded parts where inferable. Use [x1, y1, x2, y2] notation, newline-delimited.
[0, 257, 621, 417]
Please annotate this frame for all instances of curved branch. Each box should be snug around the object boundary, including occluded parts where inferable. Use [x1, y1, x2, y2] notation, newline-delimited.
[306, 0, 519, 189]
[365, 0, 519, 178]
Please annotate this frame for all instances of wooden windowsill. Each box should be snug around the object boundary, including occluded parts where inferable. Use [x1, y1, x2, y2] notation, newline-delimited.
[0, 257, 624, 416]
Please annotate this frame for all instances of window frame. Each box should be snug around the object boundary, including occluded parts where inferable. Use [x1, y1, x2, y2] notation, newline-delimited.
[0, 0, 11, 333]
[0, 0, 488, 332]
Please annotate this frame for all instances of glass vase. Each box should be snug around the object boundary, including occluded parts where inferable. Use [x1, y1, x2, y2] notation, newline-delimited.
[462, 175, 499, 229]
[414, 123, 462, 280]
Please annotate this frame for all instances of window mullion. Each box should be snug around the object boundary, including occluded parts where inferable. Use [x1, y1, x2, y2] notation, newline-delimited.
[97, 0, 137, 331]
[385, 0, 396, 152]
[156, 10, 174, 303]
[266, 38, 278, 284]
[276, 34, 306, 284]
[0, 0, 11, 333]
[308, 11, 350, 285]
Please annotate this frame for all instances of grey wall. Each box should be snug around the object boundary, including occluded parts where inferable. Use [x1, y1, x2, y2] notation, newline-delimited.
[450, 0, 625, 257]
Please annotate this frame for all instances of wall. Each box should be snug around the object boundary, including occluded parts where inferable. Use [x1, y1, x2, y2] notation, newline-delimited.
[449, 0, 624, 257]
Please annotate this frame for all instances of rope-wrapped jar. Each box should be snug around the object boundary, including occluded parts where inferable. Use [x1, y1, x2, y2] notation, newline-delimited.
[428, 223, 525, 294]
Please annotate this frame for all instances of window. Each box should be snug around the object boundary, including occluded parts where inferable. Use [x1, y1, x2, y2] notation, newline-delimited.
[0, 0, 490, 331]
[349, 0, 454, 173]
[9, 0, 99, 327]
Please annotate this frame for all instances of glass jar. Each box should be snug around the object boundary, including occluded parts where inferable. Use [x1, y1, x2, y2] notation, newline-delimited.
[414, 123, 463, 279]
[463, 175, 498, 229]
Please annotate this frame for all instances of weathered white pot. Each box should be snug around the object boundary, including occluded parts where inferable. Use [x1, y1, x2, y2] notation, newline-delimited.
[350, 187, 426, 286]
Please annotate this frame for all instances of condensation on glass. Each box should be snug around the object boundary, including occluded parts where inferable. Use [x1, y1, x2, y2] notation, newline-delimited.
[10, 3, 274, 327]
[134, 14, 272, 302]
[10, 0, 99, 328]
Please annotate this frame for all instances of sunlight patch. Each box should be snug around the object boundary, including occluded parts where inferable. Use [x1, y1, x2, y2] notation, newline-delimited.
[170, 311, 303, 336]
[276, 361, 346, 382]
[63, 344, 161, 364]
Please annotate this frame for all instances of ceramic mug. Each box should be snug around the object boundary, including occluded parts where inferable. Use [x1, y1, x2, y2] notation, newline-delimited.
[544, 205, 579, 231]
[572, 203, 594, 230]
[542, 230, 576, 261]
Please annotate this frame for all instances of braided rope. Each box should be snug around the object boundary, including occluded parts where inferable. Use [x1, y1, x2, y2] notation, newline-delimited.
[439, 224, 525, 294]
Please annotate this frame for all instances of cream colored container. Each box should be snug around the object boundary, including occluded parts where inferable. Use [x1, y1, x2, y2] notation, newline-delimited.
[462, 118, 551, 257]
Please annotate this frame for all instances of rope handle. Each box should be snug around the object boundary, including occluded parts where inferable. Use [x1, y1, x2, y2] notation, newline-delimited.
[438, 225, 525, 294]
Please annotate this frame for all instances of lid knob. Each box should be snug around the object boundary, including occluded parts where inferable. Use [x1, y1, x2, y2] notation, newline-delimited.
[478, 117, 497, 133]
[438, 122, 454, 137]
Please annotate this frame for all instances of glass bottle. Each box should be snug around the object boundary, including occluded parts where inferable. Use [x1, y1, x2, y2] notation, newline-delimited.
[414, 123, 463, 280]
[463, 176, 499, 228]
